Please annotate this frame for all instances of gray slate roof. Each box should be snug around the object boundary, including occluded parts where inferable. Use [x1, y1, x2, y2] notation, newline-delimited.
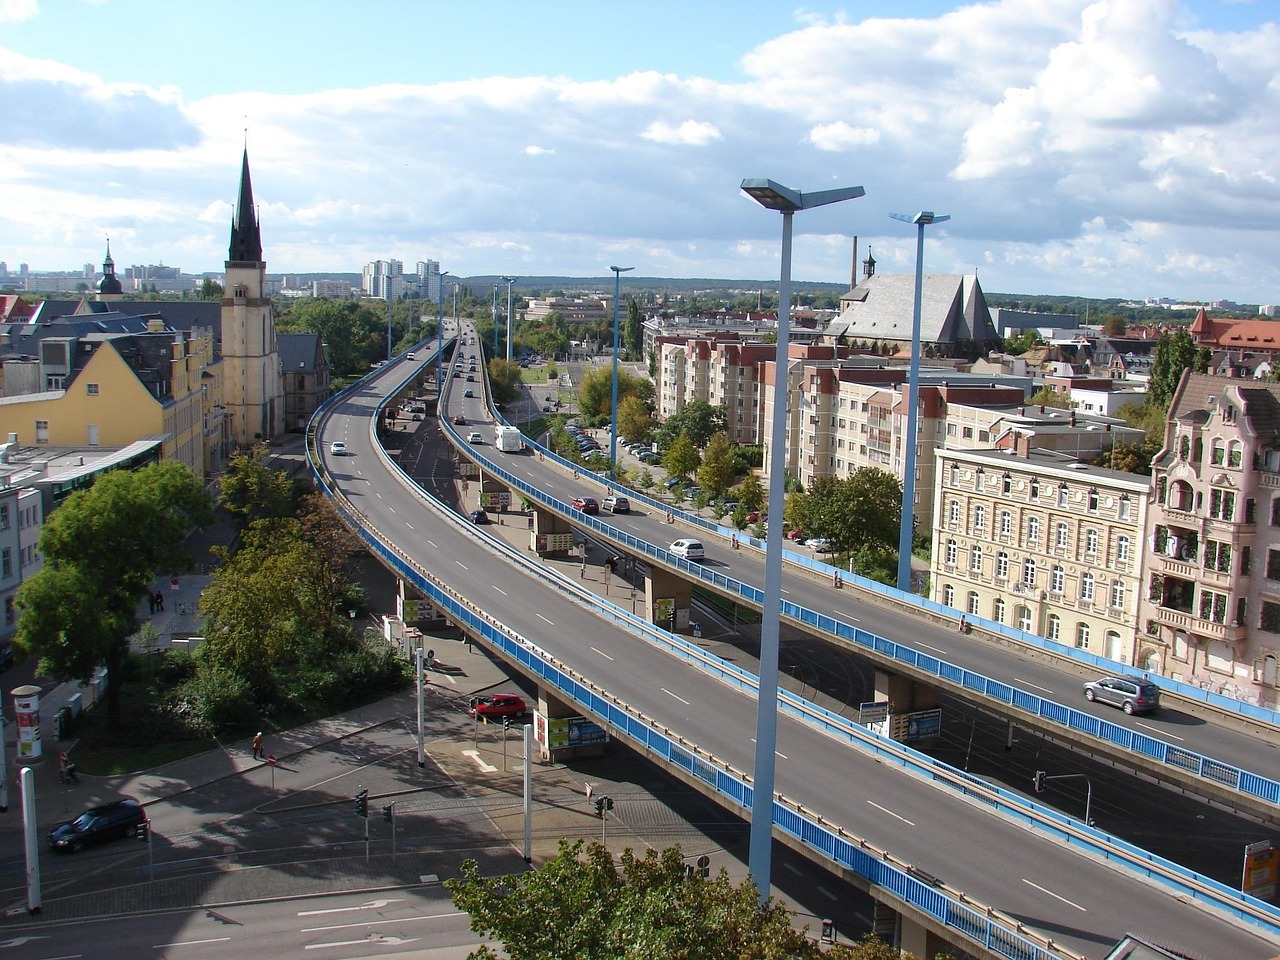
[825, 273, 998, 345]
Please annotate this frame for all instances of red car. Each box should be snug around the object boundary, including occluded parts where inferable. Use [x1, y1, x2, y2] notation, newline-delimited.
[468, 693, 528, 720]
[572, 496, 599, 514]
[452, 415, 466, 425]
[746, 510, 766, 523]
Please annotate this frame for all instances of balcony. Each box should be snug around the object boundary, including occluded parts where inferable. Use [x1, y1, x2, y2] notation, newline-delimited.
[1153, 607, 1247, 644]
[1162, 506, 1199, 526]
[1159, 557, 1197, 579]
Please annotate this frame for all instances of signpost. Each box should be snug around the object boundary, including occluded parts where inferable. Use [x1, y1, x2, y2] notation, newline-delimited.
[267, 754, 277, 793]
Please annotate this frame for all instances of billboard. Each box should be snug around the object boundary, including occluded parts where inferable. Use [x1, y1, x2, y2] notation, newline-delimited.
[536, 714, 610, 749]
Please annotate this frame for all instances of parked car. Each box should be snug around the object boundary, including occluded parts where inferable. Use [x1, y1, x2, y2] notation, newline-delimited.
[601, 495, 630, 514]
[0, 645, 13, 672]
[467, 431, 483, 444]
[806, 538, 832, 552]
[637, 451, 659, 464]
[329, 441, 347, 456]
[785, 528, 805, 541]
[1083, 676, 1161, 715]
[469, 509, 489, 524]
[664, 476, 685, 490]
[49, 798, 147, 853]
[468, 693, 528, 720]
[572, 496, 600, 514]
[669, 538, 705, 561]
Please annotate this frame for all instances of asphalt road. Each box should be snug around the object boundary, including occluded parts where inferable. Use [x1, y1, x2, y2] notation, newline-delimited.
[313, 333, 1280, 960]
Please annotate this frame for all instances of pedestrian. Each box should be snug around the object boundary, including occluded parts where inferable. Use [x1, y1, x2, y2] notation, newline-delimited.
[154, 590, 164, 612]
[147, 592, 156, 615]
[252, 731, 264, 760]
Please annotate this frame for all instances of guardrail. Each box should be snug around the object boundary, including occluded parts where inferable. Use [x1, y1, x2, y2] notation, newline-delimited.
[442, 429, 1280, 815]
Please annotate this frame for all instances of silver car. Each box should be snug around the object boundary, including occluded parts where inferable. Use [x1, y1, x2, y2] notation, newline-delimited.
[1083, 676, 1161, 715]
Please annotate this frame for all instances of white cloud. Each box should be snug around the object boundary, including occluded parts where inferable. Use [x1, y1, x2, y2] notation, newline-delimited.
[0, 0, 37, 23]
[640, 119, 723, 146]
[524, 145, 555, 156]
[808, 121, 881, 152]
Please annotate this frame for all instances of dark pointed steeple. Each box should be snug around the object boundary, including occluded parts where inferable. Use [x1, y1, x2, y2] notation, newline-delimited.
[228, 148, 263, 263]
[97, 238, 123, 295]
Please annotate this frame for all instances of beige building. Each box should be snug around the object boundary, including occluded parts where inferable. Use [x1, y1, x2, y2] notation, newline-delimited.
[1138, 372, 1280, 708]
[931, 445, 1149, 664]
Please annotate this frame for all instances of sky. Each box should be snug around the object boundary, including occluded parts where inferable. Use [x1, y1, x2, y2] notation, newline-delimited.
[2, 0, 1279, 303]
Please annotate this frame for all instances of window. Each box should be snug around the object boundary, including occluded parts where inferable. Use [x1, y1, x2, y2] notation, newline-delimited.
[967, 591, 979, 615]
[1207, 540, 1232, 573]
[1058, 484, 1069, 507]
[1022, 558, 1037, 587]
[1002, 473, 1012, 495]
[999, 511, 1012, 537]
[1080, 571, 1095, 602]
[948, 500, 960, 524]
[1199, 589, 1228, 624]
[1075, 622, 1090, 649]
[1046, 614, 1061, 642]
[1, 548, 10, 578]
[945, 539, 958, 565]
[1050, 565, 1065, 594]
[1087, 488, 1099, 512]
[1209, 488, 1236, 521]
[996, 552, 1009, 580]
[1085, 528, 1099, 555]
[1228, 441, 1243, 469]
[1119, 495, 1131, 520]
[1055, 522, 1069, 549]
[1116, 535, 1131, 563]
[949, 463, 959, 485]
[993, 598, 1005, 623]
[86, 383, 100, 396]
[0, 504, 9, 530]
[973, 504, 986, 530]
[1110, 580, 1125, 609]
[1027, 517, 1041, 542]
[971, 545, 984, 573]
[1262, 601, 1280, 634]
[1018, 606, 1033, 632]
[3, 597, 11, 624]
[1030, 478, 1039, 499]
[1211, 438, 1225, 466]
[943, 584, 954, 607]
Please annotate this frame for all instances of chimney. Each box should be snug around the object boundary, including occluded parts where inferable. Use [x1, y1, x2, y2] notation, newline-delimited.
[850, 236, 858, 289]
[1069, 411, 1076, 426]
[1017, 432, 1031, 458]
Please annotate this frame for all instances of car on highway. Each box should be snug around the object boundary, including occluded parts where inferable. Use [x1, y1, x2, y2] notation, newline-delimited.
[463, 389, 475, 398]
[469, 509, 489, 524]
[407, 352, 416, 360]
[572, 496, 599, 514]
[467, 693, 528, 720]
[467, 431, 483, 444]
[601, 495, 630, 514]
[668, 538, 705, 561]
[49, 798, 147, 853]
[467, 375, 475, 382]
[1083, 676, 1161, 715]
[452, 415, 466, 425]
[329, 441, 347, 456]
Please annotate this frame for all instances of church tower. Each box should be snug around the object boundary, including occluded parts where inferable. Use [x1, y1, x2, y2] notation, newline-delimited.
[221, 148, 284, 445]
[96, 239, 124, 302]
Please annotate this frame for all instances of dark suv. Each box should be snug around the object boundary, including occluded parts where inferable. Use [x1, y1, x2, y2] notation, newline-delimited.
[49, 797, 147, 853]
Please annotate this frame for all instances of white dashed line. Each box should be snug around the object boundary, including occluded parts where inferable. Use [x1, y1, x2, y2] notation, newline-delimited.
[1021, 878, 1086, 911]
[1136, 721, 1179, 740]
[866, 800, 915, 826]
[536, 614, 554, 624]
[1015, 678, 1053, 694]
[492, 586, 507, 596]
[590, 647, 614, 660]
[662, 688, 690, 705]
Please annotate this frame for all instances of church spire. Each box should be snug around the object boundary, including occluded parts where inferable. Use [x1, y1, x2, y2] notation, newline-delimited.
[228, 147, 263, 263]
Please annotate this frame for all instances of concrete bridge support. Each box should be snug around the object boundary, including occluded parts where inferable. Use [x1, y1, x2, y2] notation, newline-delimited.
[527, 506, 577, 556]
[874, 668, 938, 715]
[535, 685, 609, 764]
[643, 566, 694, 634]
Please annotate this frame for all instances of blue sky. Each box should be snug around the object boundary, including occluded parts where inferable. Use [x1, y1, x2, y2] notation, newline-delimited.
[2, 0, 1279, 303]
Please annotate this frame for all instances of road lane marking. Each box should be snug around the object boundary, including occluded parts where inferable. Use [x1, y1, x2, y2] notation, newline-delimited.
[1021, 878, 1086, 911]
[299, 899, 404, 917]
[817, 885, 837, 899]
[454, 560, 469, 570]
[405, 522, 414, 530]
[1014, 678, 1053, 694]
[1136, 721, 1180, 740]
[748, 738, 788, 759]
[590, 647, 614, 660]
[462, 750, 498, 772]
[305, 936, 419, 950]
[917, 642, 947, 654]
[492, 585, 508, 595]
[662, 688, 690, 705]
[301, 910, 466, 933]
[783, 863, 802, 875]
[536, 614, 554, 624]
[835, 609, 859, 622]
[427, 540, 437, 549]
[866, 800, 915, 826]
[153, 938, 231, 948]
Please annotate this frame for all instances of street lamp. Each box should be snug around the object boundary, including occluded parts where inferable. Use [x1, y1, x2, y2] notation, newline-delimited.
[492, 283, 501, 356]
[609, 265, 634, 479]
[890, 210, 949, 593]
[740, 177, 864, 903]
[436, 271, 452, 389]
[502, 277, 518, 363]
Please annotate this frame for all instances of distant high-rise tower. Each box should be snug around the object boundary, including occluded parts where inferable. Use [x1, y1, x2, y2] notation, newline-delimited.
[222, 149, 284, 445]
[97, 239, 124, 301]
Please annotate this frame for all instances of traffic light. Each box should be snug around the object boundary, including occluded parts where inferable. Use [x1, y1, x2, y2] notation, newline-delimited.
[137, 820, 150, 842]
[503, 717, 511, 732]
[594, 796, 614, 818]
[382, 804, 394, 824]
[1033, 771, 1046, 793]
[355, 790, 369, 818]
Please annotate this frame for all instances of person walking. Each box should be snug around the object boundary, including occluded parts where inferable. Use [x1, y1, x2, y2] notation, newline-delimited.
[154, 590, 165, 612]
[252, 732, 264, 760]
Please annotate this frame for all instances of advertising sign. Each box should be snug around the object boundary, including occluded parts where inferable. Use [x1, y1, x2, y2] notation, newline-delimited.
[402, 598, 440, 622]
[542, 715, 610, 749]
[890, 708, 942, 743]
[13, 690, 42, 759]
[481, 491, 511, 509]
[1243, 840, 1278, 900]
[535, 532, 575, 555]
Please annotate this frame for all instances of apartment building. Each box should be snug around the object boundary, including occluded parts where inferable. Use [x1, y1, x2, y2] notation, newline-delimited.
[1138, 372, 1280, 708]
[932, 445, 1149, 665]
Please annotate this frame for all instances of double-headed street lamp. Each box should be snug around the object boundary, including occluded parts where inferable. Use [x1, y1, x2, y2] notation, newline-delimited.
[492, 283, 501, 356]
[890, 211, 949, 593]
[609, 265, 634, 479]
[740, 177, 864, 903]
[435, 271, 452, 388]
[502, 277, 518, 362]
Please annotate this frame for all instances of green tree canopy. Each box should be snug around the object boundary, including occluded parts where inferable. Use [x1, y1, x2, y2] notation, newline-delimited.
[662, 429, 701, 479]
[1100, 314, 1127, 336]
[617, 394, 653, 443]
[1027, 385, 1071, 409]
[1149, 329, 1197, 410]
[697, 431, 737, 497]
[786, 468, 901, 555]
[219, 443, 298, 528]
[277, 298, 393, 377]
[577, 366, 654, 423]
[624, 298, 644, 361]
[15, 461, 214, 720]
[199, 278, 224, 301]
[656, 399, 726, 451]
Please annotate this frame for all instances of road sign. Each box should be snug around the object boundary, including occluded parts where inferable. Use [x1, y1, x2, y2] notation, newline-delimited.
[267, 755, 277, 767]
[859, 701, 890, 724]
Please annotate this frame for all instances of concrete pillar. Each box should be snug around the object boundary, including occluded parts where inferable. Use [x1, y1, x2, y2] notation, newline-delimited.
[478, 470, 509, 517]
[529, 506, 576, 556]
[535, 685, 608, 763]
[899, 913, 947, 959]
[644, 566, 694, 634]
[874, 669, 938, 713]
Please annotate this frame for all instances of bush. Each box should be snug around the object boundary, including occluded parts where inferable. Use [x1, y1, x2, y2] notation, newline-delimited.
[166, 664, 258, 736]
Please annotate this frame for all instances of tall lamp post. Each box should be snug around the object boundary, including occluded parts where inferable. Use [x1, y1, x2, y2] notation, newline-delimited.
[502, 277, 518, 362]
[890, 211, 949, 593]
[740, 178, 863, 903]
[492, 283, 501, 356]
[609, 265, 634, 479]
[435, 271, 452, 389]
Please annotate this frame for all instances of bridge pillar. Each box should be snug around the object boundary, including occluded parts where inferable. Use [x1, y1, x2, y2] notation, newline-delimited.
[874, 669, 938, 714]
[535, 686, 608, 763]
[477, 470, 509, 518]
[643, 566, 694, 634]
[899, 912, 947, 959]
[528, 506, 577, 556]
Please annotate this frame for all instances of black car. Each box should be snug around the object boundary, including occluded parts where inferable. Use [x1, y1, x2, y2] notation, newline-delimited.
[49, 797, 147, 853]
[469, 509, 490, 524]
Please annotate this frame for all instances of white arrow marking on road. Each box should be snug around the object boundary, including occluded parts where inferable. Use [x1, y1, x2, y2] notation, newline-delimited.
[462, 750, 498, 772]
[301, 911, 467, 933]
[0, 936, 48, 948]
[305, 935, 420, 950]
[298, 898, 404, 917]
[153, 937, 231, 947]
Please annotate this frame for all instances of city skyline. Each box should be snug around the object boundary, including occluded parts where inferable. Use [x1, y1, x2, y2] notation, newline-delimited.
[2, 0, 1278, 303]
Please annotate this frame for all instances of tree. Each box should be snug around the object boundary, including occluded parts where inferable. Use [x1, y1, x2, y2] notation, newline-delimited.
[219, 443, 297, 528]
[1003, 330, 1042, 355]
[1027, 386, 1071, 409]
[1101, 314, 1127, 336]
[577, 366, 654, 422]
[787, 469, 901, 555]
[735, 472, 764, 511]
[1149, 329, 1197, 410]
[697, 431, 736, 497]
[199, 278, 224, 301]
[624, 298, 644, 360]
[15, 461, 214, 721]
[662, 430, 700, 479]
[617, 395, 653, 443]
[487, 358, 523, 405]
[656, 400, 725, 450]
